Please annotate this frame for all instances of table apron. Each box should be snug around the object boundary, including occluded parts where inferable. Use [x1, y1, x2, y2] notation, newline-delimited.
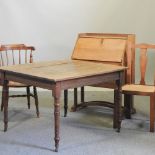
[60, 71, 121, 90]
[3, 71, 122, 91]
[4, 73, 55, 90]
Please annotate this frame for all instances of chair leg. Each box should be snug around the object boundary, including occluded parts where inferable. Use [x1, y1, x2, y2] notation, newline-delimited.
[70, 88, 78, 112]
[124, 94, 132, 119]
[150, 94, 155, 132]
[1, 98, 4, 111]
[1, 87, 10, 112]
[81, 87, 84, 103]
[26, 87, 31, 109]
[74, 88, 78, 111]
[64, 90, 68, 117]
[33, 86, 39, 118]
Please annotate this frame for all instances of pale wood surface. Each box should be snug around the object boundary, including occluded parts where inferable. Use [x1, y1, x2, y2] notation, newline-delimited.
[71, 33, 135, 84]
[72, 37, 126, 63]
[122, 84, 155, 93]
[0, 60, 126, 82]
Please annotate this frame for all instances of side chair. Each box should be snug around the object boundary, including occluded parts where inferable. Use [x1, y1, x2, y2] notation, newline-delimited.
[122, 43, 155, 132]
[0, 44, 39, 117]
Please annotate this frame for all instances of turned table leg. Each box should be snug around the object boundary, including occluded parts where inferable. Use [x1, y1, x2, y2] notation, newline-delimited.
[113, 89, 117, 129]
[52, 84, 61, 152]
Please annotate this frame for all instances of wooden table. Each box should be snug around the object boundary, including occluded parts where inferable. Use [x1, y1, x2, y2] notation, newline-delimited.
[0, 60, 126, 152]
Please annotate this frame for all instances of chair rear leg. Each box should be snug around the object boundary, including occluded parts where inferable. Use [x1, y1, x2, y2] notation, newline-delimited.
[81, 87, 84, 103]
[150, 94, 155, 132]
[33, 86, 39, 118]
[70, 88, 78, 112]
[26, 87, 31, 109]
[74, 88, 78, 111]
[124, 94, 132, 119]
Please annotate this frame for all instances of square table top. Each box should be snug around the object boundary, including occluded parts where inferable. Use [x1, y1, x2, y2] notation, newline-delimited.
[0, 60, 126, 82]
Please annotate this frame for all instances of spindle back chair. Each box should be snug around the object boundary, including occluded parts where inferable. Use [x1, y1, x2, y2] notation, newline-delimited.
[122, 43, 155, 132]
[0, 44, 39, 117]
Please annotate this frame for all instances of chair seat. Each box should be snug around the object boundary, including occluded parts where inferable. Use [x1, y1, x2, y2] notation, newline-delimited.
[122, 84, 155, 93]
[9, 81, 28, 87]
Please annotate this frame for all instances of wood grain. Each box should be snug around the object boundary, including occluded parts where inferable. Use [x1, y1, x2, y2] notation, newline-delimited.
[72, 37, 126, 63]
[0, 60, 126, 82]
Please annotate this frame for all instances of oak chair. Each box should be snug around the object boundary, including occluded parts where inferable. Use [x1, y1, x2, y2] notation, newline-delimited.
[64, 33, 136, 118]
[0, 44, 39, 117]
[122, 43, 155, 132]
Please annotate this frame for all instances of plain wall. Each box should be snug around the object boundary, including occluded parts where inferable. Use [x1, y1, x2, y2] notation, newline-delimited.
[0, 0, 154, 82]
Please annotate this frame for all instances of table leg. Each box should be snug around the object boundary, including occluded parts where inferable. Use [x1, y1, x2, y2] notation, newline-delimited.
[2, 80, 9, 132]
[115, 73, 122, 132]
[52, 84, 61, 152]
[113, 89, 117, 129]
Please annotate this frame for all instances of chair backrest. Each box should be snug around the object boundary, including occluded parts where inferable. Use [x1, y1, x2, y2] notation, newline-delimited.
[0, 44, 35, 66]
[134, 43, 155, 85]
[71, 33, 135, 84]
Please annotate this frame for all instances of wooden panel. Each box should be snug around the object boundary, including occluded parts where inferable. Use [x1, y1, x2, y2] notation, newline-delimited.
[71, 33, 136, 85]
[72, 37, 126, 63]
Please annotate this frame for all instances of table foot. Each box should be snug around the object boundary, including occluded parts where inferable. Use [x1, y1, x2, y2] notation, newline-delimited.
[54, 134, 60, 152]
[55, 142, 59, 152]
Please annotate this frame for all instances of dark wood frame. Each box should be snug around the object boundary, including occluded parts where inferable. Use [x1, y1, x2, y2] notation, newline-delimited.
[0, 44, 39, 117]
